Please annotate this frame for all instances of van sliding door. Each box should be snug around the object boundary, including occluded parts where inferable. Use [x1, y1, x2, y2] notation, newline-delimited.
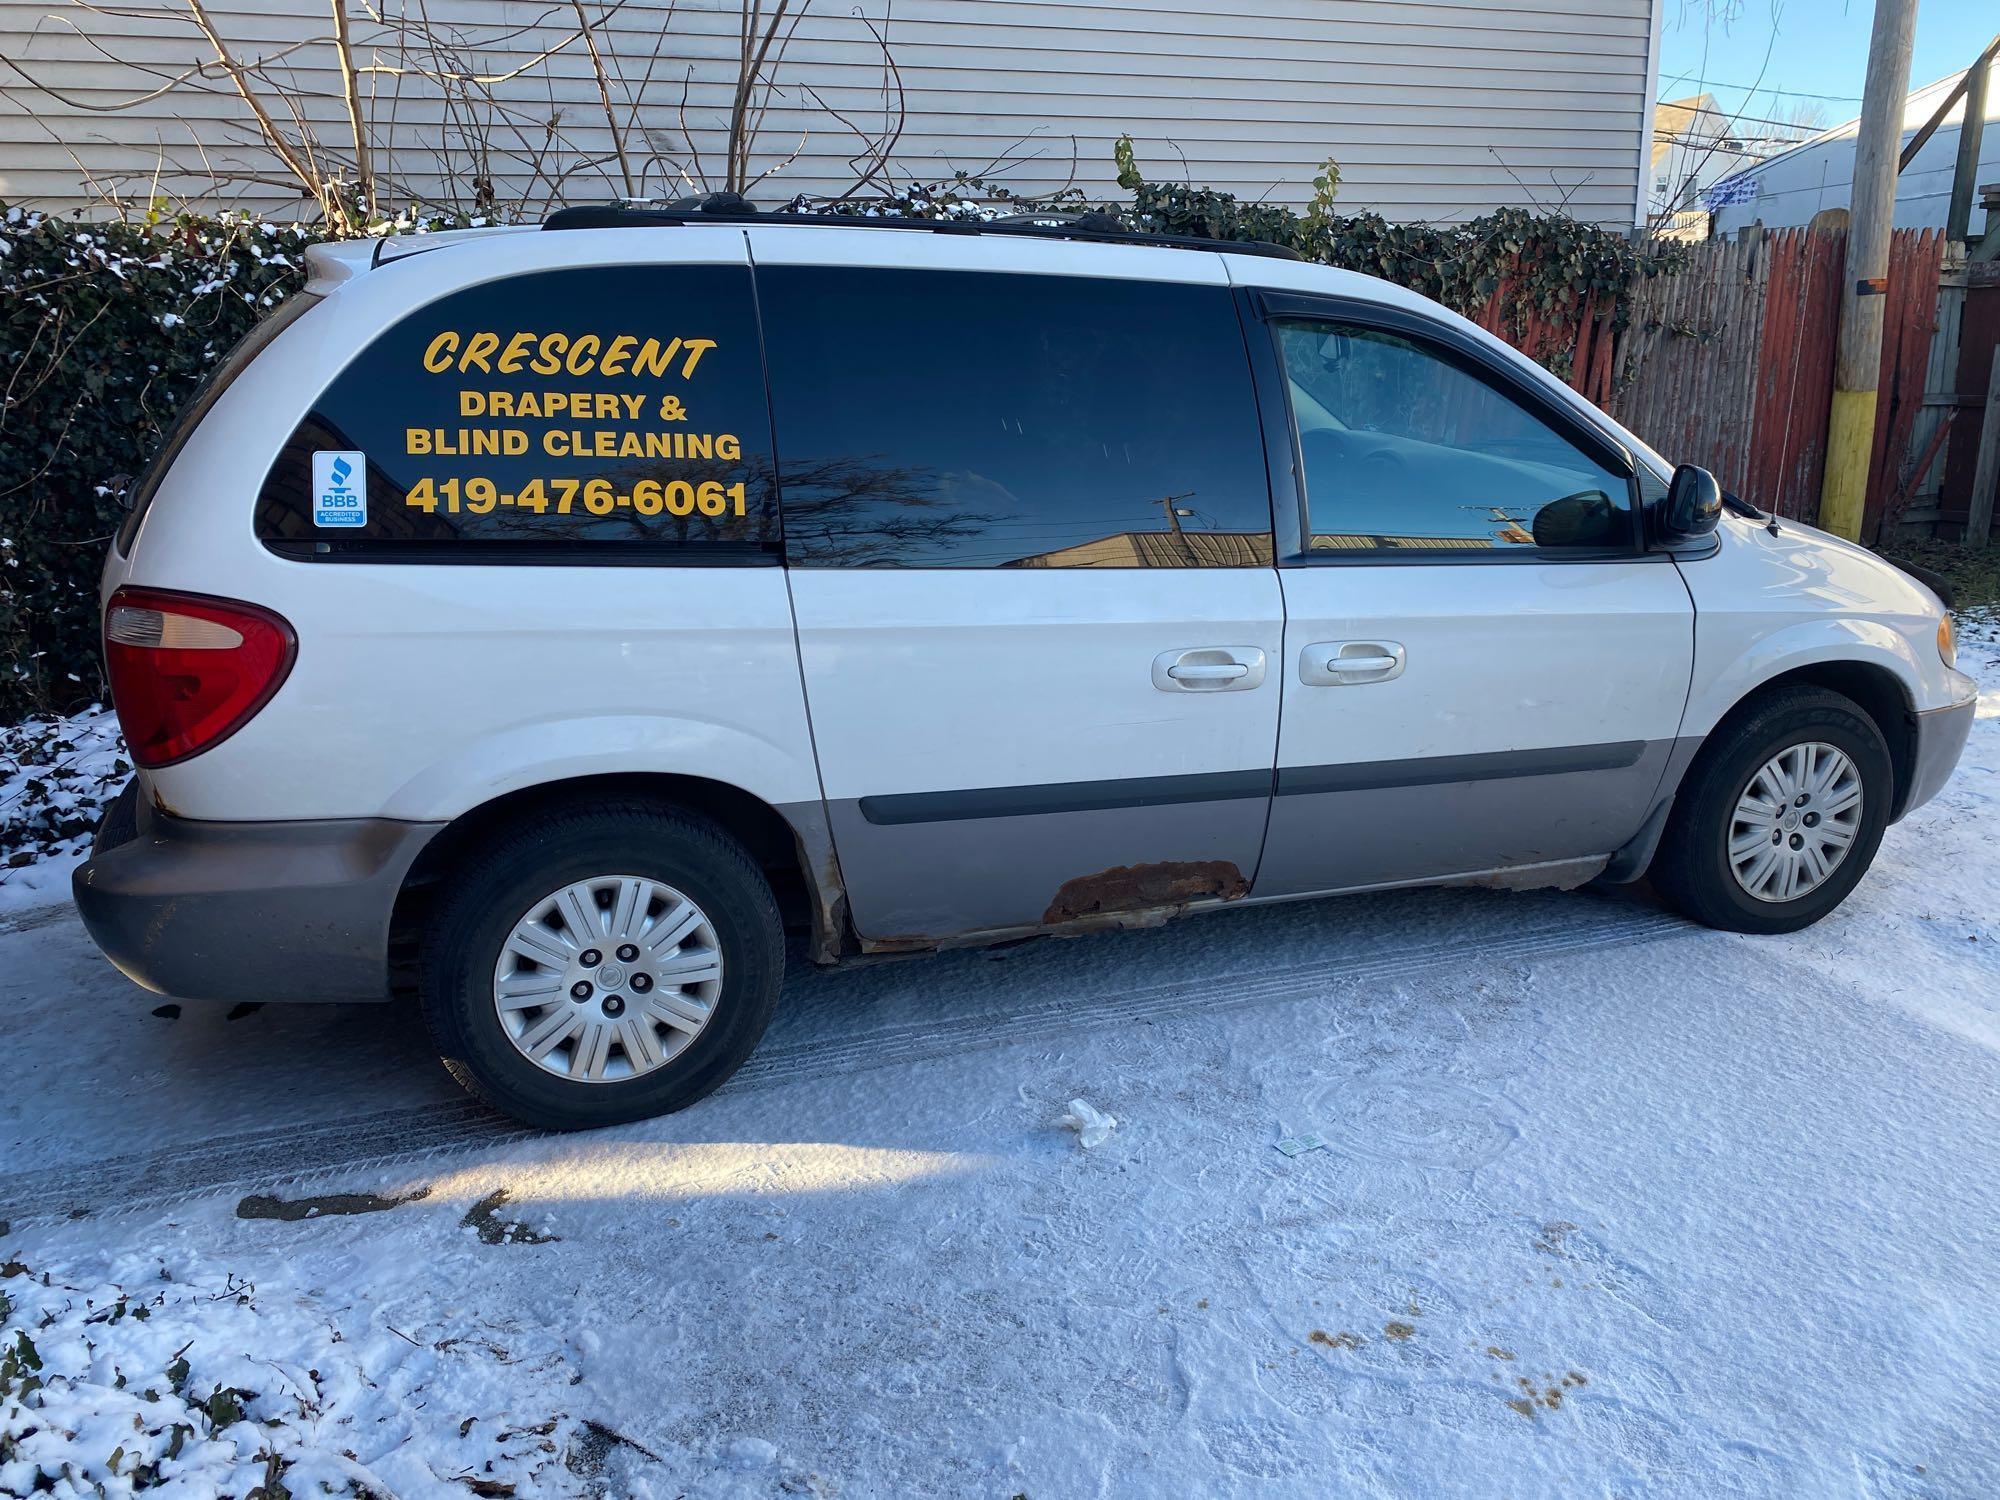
[753, 233, 1284, 942]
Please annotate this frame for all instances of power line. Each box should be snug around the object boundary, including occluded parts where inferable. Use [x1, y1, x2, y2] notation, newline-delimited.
[1655, 105, 1837, 132]
[1658, 77, 1863, 103]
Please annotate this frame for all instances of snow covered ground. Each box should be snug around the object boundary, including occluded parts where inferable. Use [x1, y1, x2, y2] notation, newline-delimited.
[2, 616, 1996, 1498]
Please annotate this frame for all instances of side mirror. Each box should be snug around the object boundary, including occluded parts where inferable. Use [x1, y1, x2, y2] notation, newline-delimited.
[1658, 464, 1722, 542]
[1531, 489, 1620, 548]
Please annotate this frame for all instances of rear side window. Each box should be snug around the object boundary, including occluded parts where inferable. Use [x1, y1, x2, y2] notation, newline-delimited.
[256, 265, 777, 561]
[758, 268, 1272, 568]
[1278, 320, 1634, 554]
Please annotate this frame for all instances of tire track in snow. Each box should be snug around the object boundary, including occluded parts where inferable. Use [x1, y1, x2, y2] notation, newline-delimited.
[0, 906, 1695, 1225]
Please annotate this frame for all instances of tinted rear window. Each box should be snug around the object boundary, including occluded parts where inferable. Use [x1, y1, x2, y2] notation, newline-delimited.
[256, 265, 777, 562]
[758, 268, 1272, 568]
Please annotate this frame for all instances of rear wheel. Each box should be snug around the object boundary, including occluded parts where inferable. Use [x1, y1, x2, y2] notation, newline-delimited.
[419, 803, 783, 1129]
[1653, 686, 1893, 934]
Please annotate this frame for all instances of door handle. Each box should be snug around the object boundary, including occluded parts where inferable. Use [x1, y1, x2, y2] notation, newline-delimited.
[1152, 647, 1268, 693]
[1169, 662, 1249, 682]
[1301, 641, 1406, 686]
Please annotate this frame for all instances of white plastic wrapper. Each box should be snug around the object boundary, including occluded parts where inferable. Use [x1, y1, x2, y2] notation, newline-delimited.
[1059, 1098, 1118, 1148]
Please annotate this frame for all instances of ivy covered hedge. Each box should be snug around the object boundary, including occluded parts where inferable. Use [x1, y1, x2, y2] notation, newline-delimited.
[1, 173, 1682, 723]
[1, 209, 322, 720]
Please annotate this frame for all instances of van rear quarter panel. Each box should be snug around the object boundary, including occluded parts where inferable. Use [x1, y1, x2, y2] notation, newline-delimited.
[118, 226, 823, 824]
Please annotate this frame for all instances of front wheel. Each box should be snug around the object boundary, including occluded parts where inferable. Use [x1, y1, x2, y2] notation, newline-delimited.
[1653, 686, 1893, 934]
[419, 803, 783, 1129]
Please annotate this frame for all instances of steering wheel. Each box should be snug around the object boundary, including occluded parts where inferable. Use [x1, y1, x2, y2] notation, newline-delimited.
[1352, 445, 1408, 500]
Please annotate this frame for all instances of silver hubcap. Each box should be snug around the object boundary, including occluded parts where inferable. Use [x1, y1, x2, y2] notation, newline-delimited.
[1728, 742, 1863, 903]
[492, 875, 723, 1083]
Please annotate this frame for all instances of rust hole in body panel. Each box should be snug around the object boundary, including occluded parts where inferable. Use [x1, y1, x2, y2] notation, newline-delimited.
[1042, 860, 1248, 926]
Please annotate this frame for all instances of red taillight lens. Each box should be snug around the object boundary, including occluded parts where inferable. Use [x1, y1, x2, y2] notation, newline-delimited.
[103, 587, 296, 767]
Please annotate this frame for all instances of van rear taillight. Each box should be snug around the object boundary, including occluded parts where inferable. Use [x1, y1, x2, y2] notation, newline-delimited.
[103, 587, 296, 767]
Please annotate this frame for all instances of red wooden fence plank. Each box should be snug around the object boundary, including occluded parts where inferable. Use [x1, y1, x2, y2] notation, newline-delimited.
[1862, 230, 1942, 539]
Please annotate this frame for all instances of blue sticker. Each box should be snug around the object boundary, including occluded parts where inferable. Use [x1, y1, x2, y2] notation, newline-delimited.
[312, 450, 367, 527]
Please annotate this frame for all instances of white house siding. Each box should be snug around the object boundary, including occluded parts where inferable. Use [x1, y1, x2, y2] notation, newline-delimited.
[0, 0, 1657, 226]
[1711, 59, 1999, 239]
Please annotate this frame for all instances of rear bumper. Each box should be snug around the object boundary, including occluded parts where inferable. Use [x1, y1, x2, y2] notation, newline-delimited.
[1900, 695, 1976, 820]
[72, 785, 441, 1003]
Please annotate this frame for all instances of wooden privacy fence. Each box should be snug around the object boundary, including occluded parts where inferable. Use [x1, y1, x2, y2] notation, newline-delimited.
[1605, 228, 1947, 537]
[1472, 277, 1620, 408]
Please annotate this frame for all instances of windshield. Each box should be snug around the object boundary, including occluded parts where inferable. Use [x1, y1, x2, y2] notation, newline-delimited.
[116, 290, 323, 555]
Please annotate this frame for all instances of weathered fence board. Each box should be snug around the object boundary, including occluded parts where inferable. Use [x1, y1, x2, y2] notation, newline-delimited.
[1863, 229, 1946, 537]
[1606, 227, 1944, 534]
[1941, 260, 2000, 539]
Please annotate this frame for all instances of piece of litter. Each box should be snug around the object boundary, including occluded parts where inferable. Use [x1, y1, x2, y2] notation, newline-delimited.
[1274, 1134, 1327, 1158]
[1059, 1098, 1117, 1148]
[725, 1436, 778, 1470]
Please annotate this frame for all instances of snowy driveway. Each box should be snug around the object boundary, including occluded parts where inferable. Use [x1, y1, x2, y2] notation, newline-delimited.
[2, 622, 1997, 1497]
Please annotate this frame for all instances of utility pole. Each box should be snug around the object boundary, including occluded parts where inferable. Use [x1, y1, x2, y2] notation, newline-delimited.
[1819, 0, 1921, 541]
[1158, 492, 1198, 563]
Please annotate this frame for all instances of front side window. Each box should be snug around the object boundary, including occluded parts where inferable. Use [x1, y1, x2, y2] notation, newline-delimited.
[1278, 321, 1633, 554]
[759, 268, 1273, 568]
[257, 265, 777, 560]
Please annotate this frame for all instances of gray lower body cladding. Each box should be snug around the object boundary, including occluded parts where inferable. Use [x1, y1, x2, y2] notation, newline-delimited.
[1901, 698, 1976, 820]
[72, 785, 440, 1004]
[830, 739, 1684, 943]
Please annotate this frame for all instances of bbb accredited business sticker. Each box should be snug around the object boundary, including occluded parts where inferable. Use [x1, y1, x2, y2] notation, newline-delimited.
[311, 450, 367, 527]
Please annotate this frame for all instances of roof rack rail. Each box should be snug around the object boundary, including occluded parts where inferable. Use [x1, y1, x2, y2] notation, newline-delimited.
[540, 198, 1303, 261]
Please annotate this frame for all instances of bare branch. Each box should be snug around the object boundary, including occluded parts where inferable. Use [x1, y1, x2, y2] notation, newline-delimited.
[570, 1, 634, 197]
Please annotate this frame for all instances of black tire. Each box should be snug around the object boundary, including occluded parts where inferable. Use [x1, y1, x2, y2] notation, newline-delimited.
[419, 802, 783, 1129]
[1653, 686, 1894, 934]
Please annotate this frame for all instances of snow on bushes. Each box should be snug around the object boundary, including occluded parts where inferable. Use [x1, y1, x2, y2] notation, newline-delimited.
[0, 705, 126, 903]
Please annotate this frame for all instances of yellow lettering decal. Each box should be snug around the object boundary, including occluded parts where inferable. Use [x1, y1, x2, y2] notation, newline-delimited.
[459, 390, 487, 417]
[406, 428, 433, 455]
[631, 337, 680, 379]
[565, 335, 601, 376]
[716, 433, 741, 462]
[601, 334, 638, 376]
[422, 331, 460, 373]
[658, 395, 686, 422]
[462, 332, 500, 373]
[497, 331, 538, 374]
[678, 338, 716, 378]
[529, 334, 567, 376]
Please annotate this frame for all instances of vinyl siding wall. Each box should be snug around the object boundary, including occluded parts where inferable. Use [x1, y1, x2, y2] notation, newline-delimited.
[0, 0, 1656, 225]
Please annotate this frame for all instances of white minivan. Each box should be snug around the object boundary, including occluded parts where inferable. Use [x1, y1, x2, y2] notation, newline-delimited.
[76, 203, 1977, 1128]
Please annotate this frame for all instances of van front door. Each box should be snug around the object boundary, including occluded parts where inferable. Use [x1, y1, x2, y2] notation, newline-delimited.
[753, 237, 1282, 942]
[1250, 307, 1696, 896]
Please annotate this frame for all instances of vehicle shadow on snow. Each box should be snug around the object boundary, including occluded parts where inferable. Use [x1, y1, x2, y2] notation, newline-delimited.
[1, 876, 1680, 1208]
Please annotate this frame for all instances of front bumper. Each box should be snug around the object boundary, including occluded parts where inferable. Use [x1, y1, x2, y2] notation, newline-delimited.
[72, 784, 441, 1004]
[1900, 692, 1977, 820]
